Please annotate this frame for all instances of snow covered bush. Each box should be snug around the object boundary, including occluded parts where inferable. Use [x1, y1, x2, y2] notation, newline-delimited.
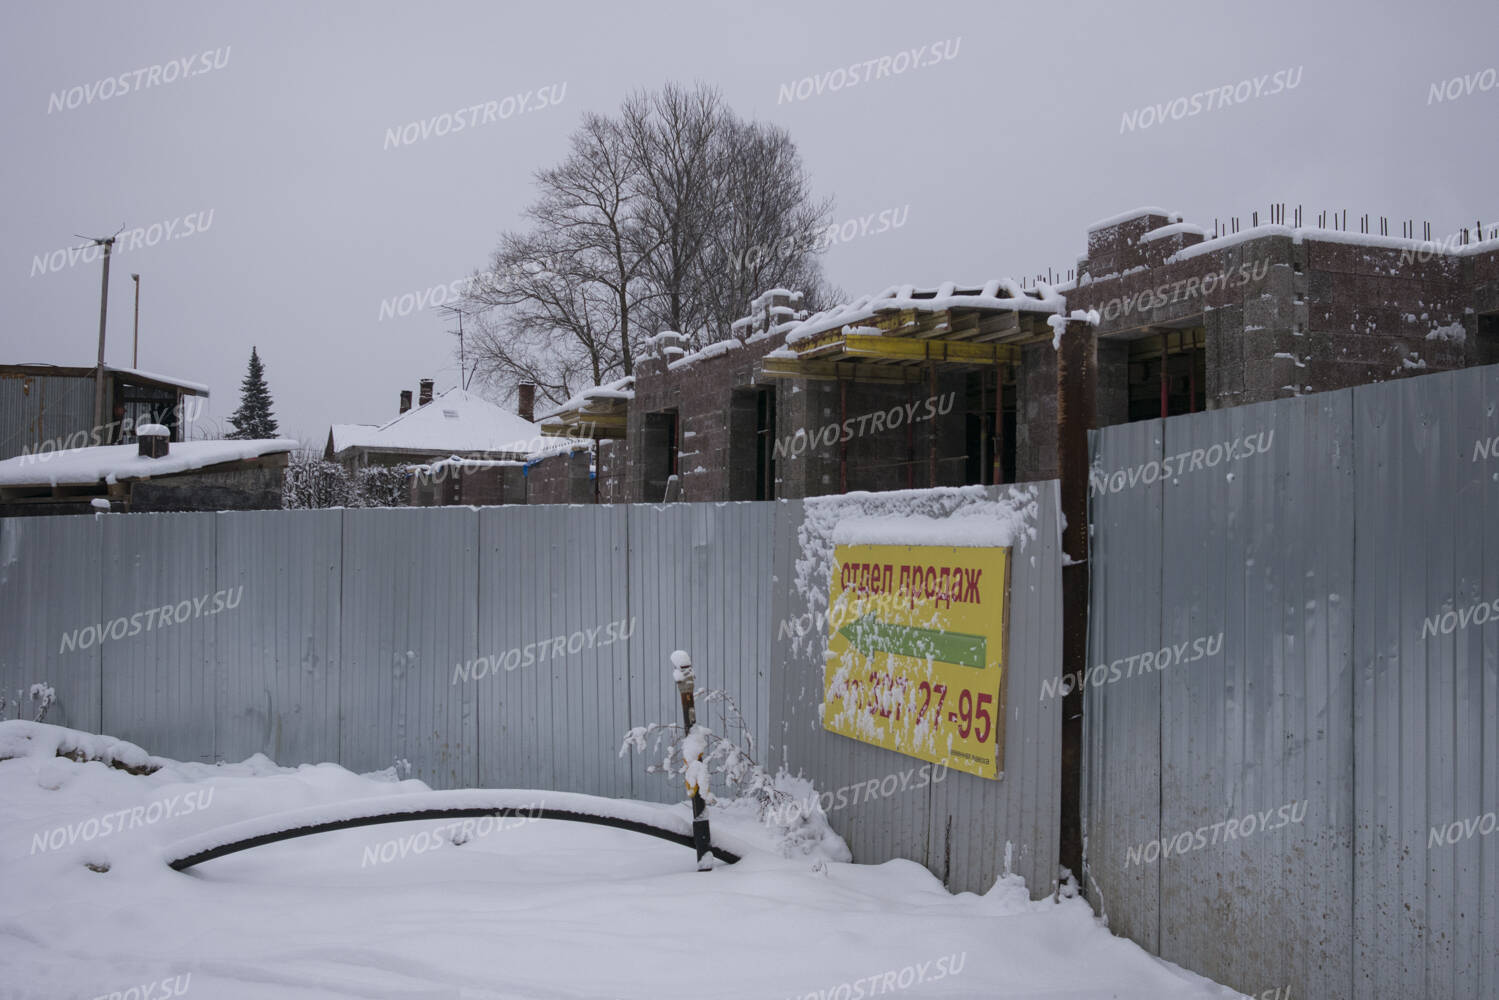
[283, 453, 412, 508]
[283, 452, 353, 509]
[620, 690, 847, 859]
[353, 465, 410, 508]
[0, 683, 55, 723]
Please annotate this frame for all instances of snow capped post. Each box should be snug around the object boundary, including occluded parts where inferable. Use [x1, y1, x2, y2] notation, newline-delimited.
[671, 650, 713, 871]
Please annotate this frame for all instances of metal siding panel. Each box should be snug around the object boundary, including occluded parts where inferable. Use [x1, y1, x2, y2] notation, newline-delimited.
[1085, 417, 1165, 952]
[213, 508, 343, 767]
[1156, 394, 1354, 999]
[0, 374, 97, 460]
[338, 507, 477, 789]
[0, 513, 103, 732]
[1354, 366, 1498, 1000]
[99, 512, 218, 762]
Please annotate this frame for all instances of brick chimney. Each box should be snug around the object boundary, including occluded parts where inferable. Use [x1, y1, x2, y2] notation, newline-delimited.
[399, 389, 412, 414]
[419, 379, 434, 406]
[518, 383, 535, 423]
[137, 423, 169, 459]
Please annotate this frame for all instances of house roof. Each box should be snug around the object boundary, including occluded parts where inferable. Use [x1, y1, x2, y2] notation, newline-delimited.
[0, 438, 297, 488]
[328, 387, 543, 459]
[0, 363, 210, 396]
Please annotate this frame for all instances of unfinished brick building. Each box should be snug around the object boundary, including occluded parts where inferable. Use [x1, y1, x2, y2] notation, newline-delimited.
[536, 207, 1499, 500]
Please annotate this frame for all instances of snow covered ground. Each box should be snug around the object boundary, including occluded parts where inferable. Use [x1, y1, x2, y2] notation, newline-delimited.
[0, 722, 1244, 1000]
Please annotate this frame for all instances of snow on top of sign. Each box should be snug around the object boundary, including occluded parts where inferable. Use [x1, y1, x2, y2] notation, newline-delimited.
[135, 423, 169, 437]
[0, 438, 297, 487]
[784, 280, 1064, 348]
[1139, 222, 1207, 243]
[830, 485, 1040, 549]
[1086, 206, 1181, 231]
[785, 486, 1039, 665]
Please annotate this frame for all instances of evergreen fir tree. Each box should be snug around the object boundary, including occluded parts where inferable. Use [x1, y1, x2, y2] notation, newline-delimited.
[226, 346, 280, 439]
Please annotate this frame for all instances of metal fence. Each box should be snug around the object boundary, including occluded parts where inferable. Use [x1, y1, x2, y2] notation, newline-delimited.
[1084, 363, 1499, 1000]
[0, 502, 774, 804]
[1, 481, 1063, 898]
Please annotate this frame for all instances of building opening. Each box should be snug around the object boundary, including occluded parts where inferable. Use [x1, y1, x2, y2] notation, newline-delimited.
[1128, 328, 1205, 421]
[728, 386, 776, 501]
[642, 410, 678, 502]
[963, 367, 1016, 485]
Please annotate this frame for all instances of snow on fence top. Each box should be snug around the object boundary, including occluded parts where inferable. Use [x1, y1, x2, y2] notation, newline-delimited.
[783, 280, 1065, 348]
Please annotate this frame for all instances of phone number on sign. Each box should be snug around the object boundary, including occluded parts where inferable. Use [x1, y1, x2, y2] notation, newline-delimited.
[842, 672, 995, 744]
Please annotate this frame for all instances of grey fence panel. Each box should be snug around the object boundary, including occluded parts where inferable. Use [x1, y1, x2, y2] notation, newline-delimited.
[768, 483, 1062, 896]
[0, 514, 103, 732]
[1083, 418, 1165, 952]
[624, 501, 776, 804]
[474, 504, 635, 797]
[338, 507, 479, 789]
[929, 480, 1063, 894]
[1352, 366, 1499, 1000]
[100, 513, 218, 763]
[1155, 394, 1355, 999]
[213, 509, 343, 768]
[1090, 362, 1499, 1000]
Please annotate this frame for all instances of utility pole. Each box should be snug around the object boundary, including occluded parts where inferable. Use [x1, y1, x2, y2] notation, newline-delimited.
[440, 304, 473, 389]
[78, 230, 122, 431]
[131, 274, 141, 368]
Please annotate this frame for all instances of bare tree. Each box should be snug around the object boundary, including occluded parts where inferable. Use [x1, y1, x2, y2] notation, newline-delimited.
[465, 83, 834, 403]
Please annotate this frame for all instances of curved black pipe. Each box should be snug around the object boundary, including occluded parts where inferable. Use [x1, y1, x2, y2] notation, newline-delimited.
[168, 805, 740, 871]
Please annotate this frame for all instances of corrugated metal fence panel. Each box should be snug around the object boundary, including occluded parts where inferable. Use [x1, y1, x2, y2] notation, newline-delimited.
[1156, 393, 1354, 998]
[100, 512, 218, 762]
[625, 501, 776, 804]
[0, 513, 103, 732]
[928, 480, 1062, 895]
[1083, 417, 1165, 952]
[1352, 366, 1498, 1000]
[767, 484, 1062, 897]
[1090, 361, 1499, 1000]
[213, 509, 343, 769]
[338, 507, 479, 789]
[475, 504, 634, 798]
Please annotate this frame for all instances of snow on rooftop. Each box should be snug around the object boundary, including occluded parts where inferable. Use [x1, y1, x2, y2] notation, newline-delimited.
[784, 280, 1064, 348]
[537, 375, 635, 423]
[1086, 207, 1182, 231]
[0, 438, 297, 487]
[1163, 222, 1499, 265]
[103, 365, 212, 396]
[330, 387, 541, 457]
[1139, 222, 1208, 243]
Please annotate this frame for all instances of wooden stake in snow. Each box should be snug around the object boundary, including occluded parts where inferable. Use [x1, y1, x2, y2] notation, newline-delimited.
[671, 650, 713, 871]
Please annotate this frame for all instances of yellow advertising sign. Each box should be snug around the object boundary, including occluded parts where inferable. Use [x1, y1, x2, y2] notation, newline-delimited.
[822, 544, 1010, 779]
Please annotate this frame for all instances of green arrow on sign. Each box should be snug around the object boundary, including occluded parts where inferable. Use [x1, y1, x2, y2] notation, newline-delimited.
[836, 613, 987, 669]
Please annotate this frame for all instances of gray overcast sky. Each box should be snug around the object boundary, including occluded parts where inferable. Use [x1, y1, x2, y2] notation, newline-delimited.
[3, 0, 1495, 444]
